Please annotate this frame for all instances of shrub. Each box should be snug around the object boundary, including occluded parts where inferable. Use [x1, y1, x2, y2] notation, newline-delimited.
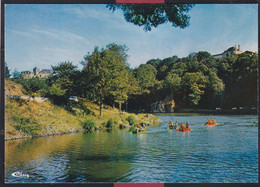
[12, 114, 41, 135]
[126, 116, 136, 126]
[106, 118, 114, 128]
[119, 124, 125, 129]
[129, 126, 136, 133]
[82, 119, 95, 131]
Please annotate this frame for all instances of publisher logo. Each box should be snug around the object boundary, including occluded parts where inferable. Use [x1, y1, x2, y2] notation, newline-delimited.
[11, 171, 29, 178]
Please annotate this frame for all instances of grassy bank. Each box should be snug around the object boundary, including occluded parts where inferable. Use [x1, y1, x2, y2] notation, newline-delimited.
[5, 82, 159, 141]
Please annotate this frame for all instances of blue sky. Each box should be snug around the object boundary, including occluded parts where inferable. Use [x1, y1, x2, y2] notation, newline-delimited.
[5, 4, 258, 72]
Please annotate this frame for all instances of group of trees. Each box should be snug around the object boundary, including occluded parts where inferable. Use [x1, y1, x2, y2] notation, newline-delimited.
[6, 44, 257, 114]
[128, 50, 257, 111]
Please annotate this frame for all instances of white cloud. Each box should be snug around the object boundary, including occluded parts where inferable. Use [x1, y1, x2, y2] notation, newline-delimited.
[63, 6, 112, 21]
[32, 26, 90, 44]
[10, 30, 34, 38]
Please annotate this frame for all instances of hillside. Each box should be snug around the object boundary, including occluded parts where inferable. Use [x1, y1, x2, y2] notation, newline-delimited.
[5, 81, 159, 141]
[5, 80, 26, 96]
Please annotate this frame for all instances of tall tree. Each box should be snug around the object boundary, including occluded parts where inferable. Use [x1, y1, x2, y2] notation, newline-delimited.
[181, 72, 207, 106]
[204, 72, 225, 107]
[135, 64, 158, 93]
[106, 43, 129, 65]
[164, 72, 181, 97]
[51, 61, 77, 75]
[50, 62, 77, 93]
[86, 45, 133, 116]
[110, 69, 138, 112]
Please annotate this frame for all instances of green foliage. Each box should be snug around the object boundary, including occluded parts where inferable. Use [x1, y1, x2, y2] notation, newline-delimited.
[12, 77, 48, 96]
[164, 73, 181, 94]
[45, 83, 67, 105]
[5, 62, 11, 79]
[49, 84, 66, 96]
[106, 4, 194, 31]
[51, 61, 77, 75]
[110, 69, 139, 111]
[45, 61, 79, 104]
[106, 118, 114, 128]
[129, 126, 136, 133]
[85, 44, 136, 116]
[126, 116, 136, 126]
[181, 72, 207, 106]
[207, 72, 224, 94]
[12, 114, 41, 135]
[82, 119, 95, 131]
[119, 124, 125, 129]
[146, 59, 162, 69]
[196, 51, 212, 62]
[106, 43, 129, 65]
[135, 64, 158, 93]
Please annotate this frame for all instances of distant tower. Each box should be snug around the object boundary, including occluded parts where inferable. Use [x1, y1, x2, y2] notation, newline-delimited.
[238, 44, 240, 51]
[33, 67, 40, 76]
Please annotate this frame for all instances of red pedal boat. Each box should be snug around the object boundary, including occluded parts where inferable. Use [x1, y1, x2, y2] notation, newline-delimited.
[176, 128, 192, 132]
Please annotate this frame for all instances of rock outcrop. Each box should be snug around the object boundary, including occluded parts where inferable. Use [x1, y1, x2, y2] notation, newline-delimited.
[150, 96, 175, 113]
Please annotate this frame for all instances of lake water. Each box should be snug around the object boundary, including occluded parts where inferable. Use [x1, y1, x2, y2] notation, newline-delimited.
[5, 114, 258, 183]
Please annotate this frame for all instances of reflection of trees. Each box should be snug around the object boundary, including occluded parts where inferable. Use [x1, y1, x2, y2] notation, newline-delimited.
[5, 134, 82, 182]
[63, 130, 140, 182]
[5, 133, 81, 164]
[5, 130, 140, 182]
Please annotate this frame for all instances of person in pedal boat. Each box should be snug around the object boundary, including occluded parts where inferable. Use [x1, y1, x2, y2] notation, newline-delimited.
[185, 122, 190, 130]
[180, 122, 186, 131]
[137, 125, 143, 131]
[168, 121, 173, 128]
[173, 121, 178, 128]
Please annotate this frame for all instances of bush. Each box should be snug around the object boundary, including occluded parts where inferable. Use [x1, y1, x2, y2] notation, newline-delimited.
[129, 126, 136, 133]
[82, 119, 95, 131]
[119, 124, 125, 129]
[12, 114, 41, 135]
[126, 116, 136, 126]
[106, 118, 114, 128]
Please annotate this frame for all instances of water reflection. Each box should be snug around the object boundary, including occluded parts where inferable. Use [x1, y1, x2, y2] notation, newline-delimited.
[6, 130, 139, 182]
[5, 115, 258, 183]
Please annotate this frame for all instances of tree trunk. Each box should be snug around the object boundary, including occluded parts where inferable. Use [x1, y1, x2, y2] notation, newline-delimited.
[125, 100, 128, 112]
[119, 103, 122, 113]
[99, 95, 103, 117]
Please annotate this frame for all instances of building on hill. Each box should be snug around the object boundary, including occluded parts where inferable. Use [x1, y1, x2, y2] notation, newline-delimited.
[38, 69, 52, 78]
[20, 71, 34, 79]
[21, 67, 52, 79]
[33, 67, 40, 76]
[212, 44, 256, 59]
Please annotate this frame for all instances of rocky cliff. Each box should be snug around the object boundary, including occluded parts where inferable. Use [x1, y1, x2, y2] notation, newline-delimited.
[150, 96, 175, 113]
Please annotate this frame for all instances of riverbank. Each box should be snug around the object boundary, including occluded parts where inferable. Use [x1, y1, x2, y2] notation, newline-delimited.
[5, 96, 159, 141]
[174, 108, 257, 115]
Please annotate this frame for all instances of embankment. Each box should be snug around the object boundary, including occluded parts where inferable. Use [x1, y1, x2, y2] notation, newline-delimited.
[5, 96, 159, 141]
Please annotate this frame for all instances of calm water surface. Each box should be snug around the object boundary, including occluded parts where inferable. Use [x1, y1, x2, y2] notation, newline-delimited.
[5, 114, 258, 183]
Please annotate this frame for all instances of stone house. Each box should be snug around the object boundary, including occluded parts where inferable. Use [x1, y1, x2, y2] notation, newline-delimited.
[21, 67, 52, 79]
